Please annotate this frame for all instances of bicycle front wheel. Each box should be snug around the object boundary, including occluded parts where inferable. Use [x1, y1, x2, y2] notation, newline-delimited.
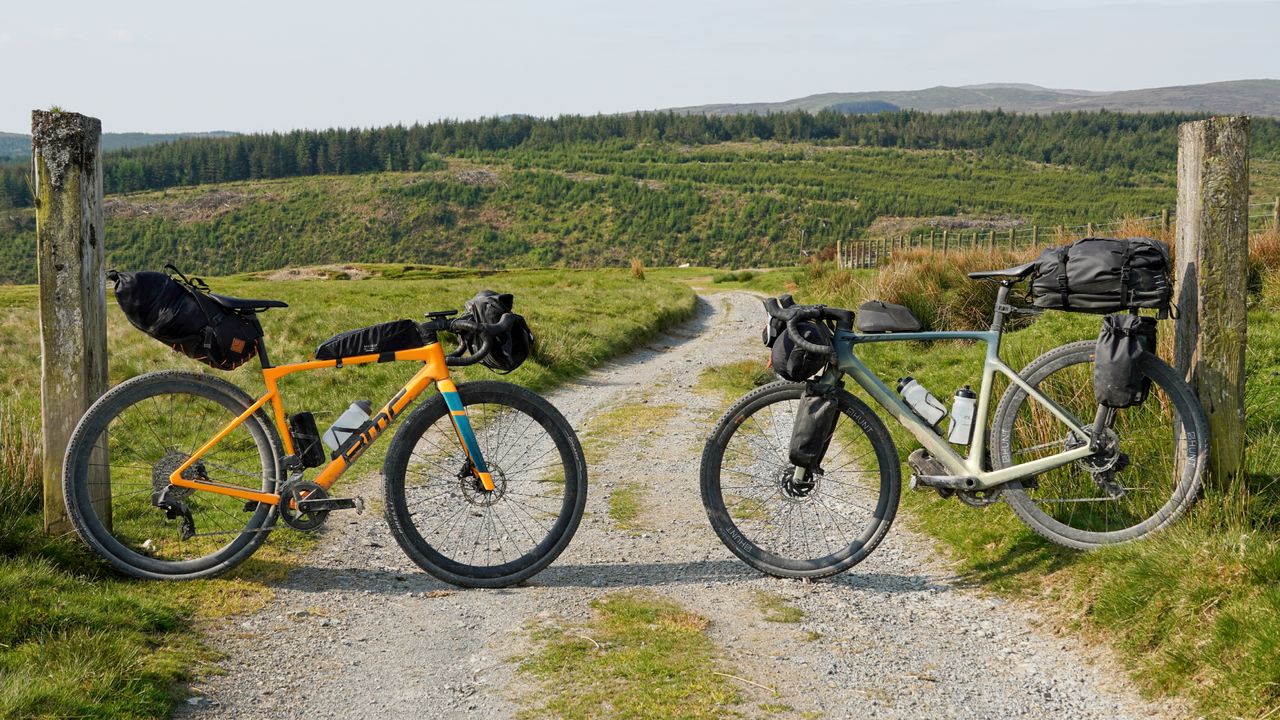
[382, 381, 587, 588]
[700, 381, 900, 579]
[991, 340, 1208, 549]
[62, 371, 281, 580]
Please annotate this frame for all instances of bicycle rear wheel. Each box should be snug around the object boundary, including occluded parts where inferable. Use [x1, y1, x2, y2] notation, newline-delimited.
[700, 381, 900, 579]
[991, 340, 1208, 549]
[382, 381, 587, 588]
[62, 371, 281, 580]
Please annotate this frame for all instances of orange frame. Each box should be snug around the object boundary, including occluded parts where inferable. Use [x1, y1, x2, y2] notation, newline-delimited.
[167, 340, 495, 507]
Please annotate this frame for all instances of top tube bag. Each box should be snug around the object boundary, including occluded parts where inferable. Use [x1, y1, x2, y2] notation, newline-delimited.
[109, 266, 262, 371]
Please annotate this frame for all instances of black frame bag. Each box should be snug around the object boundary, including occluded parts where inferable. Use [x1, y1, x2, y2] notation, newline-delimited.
[1094, 314, 1157, 408]
[460, 290, 535, 373]
[315, 319, 424, 361]
[1030, 237, 1172, 315]
[789, 384, 840, 471]
[110, 267, 262, 371]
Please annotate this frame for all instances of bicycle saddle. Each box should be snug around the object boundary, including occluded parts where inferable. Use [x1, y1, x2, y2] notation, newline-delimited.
[206, 292, 289, 312]
[967, 261, 1036, 281]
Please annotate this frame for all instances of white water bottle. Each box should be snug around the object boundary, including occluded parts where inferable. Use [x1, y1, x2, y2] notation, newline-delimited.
[323, 400, 373, 451]
[947, 386, 977, 445]
[897, 377, 947, 428]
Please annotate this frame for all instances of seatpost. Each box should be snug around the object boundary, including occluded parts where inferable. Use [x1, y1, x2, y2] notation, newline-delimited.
[990, 283, 1013, 335]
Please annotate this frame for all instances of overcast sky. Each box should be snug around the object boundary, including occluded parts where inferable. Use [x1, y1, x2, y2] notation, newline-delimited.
[2, 0, 1276, 133]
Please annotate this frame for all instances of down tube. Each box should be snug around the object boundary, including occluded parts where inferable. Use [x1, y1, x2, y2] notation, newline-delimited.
[436, 379, 496, 492]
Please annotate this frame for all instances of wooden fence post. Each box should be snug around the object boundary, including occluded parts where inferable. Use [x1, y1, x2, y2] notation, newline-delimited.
[1032, 225, 1039, 248]
[941, 229, 949, 255]
[836, 239, 842, 269]
[1161, 208, 1170, 232]
[929, 229, 936, 251]
[1174, 116, 1249, 487]
[1273, 196, 1279, 230]
[34, 110, 109, 533]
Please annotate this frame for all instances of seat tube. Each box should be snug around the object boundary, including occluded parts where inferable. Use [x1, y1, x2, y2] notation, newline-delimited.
[436, 378, 495, 491]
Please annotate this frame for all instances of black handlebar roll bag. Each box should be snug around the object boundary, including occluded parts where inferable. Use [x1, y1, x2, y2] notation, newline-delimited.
[1093, 314, 1157, 408]
[315, 319, 425, 361]
[110, 268, 262, 371]
[789, 385, 840, 471]
[769, 320, 831, 382]
[459, 290, 535, 373]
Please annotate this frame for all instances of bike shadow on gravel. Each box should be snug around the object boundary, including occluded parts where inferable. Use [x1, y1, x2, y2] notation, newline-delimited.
[240, 557, 949, 596]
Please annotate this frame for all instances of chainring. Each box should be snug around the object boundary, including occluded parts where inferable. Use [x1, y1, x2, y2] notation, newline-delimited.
[278, 480, 330, 531]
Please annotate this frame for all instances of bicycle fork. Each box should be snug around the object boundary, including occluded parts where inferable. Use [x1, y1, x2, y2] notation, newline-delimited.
[436, 378, 496, 492]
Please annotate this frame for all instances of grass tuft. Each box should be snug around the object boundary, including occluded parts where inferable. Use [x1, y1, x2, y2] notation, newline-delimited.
[752, 591, 804, 623]
[607, 483, 648, 532]
[519, 592, 742, 719]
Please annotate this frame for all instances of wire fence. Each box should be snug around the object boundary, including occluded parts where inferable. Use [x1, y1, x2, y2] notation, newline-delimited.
[836, 198, 1280, 269]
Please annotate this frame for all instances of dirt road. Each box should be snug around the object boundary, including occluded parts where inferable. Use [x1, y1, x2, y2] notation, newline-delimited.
[180, 292, 1166, 719]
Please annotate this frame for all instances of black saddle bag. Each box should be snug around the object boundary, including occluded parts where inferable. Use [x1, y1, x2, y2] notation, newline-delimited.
[459, 290, 535, 373]
[110, 267, 262, 371]
[1030, 237, 1172, 314]
[1093, 314, 1157, 408]
[315, 319, 424, 360]
[789, 385, 841, 471]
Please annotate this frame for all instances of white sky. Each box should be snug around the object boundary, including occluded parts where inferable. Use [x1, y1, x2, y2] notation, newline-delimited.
[2, 0, 1277, 133]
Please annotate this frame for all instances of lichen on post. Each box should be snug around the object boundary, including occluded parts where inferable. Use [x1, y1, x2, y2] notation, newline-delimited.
[33, 109, 109, 533]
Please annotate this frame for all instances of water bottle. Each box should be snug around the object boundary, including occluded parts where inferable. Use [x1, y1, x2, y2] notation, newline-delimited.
[947, 386, 977, 445]
[897, 377, 947, 428]
[323, 400, 373, 451]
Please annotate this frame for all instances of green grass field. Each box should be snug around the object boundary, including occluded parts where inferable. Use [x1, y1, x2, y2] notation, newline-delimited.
[5, 141, 1278, 285]
[0, 265, 695, 719]
[699, 257, 1280, 720]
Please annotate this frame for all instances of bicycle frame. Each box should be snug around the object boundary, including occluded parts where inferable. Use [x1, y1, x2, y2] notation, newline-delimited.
[826, 286, 1094, 490]
[166, 340, 494, 506]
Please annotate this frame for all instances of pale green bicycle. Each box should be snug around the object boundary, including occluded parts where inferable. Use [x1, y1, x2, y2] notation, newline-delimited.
[701, 262, 1208, 579]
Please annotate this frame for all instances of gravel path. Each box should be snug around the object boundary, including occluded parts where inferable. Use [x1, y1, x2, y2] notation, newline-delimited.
[179, 292, 1170, 720]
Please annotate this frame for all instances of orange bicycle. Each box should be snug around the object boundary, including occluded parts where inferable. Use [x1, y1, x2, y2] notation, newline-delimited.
[62, 278, 587, 588]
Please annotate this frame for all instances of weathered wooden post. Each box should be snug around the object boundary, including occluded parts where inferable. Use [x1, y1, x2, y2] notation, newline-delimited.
[836, 239, 843, 269]
[1273, 196, 1279, 230]
[34, 110, 109, 533]
[1032, 225, 1039, 248]
[929, 229, 936, 251]
[1087, 221, 1095, 236]
[941, 229, 949, 255]
[1161, 208, 1170, 232]
[1174, 116, 1249, 487]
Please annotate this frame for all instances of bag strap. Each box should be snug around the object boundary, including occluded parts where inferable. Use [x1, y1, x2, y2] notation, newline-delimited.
[1119, 241, 1136, 307]
[1055, 249, 1070, 310]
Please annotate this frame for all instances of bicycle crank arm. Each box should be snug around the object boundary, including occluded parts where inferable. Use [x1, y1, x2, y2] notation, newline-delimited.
[298, 496, 366, 514]
[910, 475, 979, 491]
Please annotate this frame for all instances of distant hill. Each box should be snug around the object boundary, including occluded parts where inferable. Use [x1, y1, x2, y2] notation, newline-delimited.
[0, 131, 237, 161]
[671, 79, 1280, 117]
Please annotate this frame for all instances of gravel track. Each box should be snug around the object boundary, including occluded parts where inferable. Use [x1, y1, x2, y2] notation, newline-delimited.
[179, 292, 1171, 719]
